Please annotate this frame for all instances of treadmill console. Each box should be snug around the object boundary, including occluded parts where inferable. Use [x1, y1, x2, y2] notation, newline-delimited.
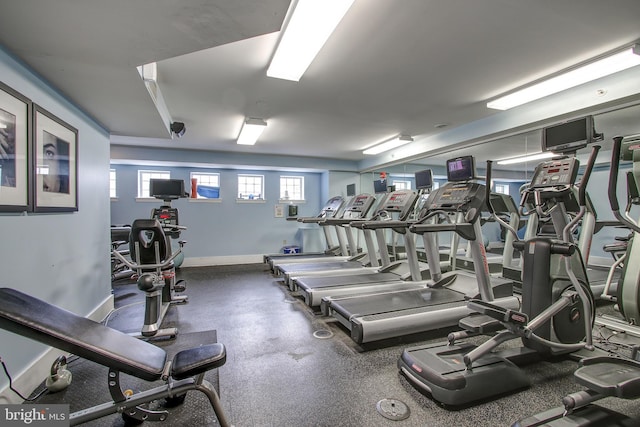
[342, 194, 376, 219]
[378, 189, 418, 219]
[321, 196, 345, 217]
[423, 182, 487, 224]
[530, 158, 579, 189]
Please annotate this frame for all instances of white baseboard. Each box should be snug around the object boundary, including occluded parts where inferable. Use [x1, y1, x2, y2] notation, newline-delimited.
[0, 294, 114, 404]
[182, 254, 264, 267]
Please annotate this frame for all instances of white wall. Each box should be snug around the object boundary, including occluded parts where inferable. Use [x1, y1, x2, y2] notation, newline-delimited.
[0, 47, 112, 402]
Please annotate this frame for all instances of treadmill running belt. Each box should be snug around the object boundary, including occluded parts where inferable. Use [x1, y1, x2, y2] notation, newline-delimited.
[331, 288, 464, 318]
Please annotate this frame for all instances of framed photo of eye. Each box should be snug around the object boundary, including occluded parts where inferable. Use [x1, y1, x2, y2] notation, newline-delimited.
[0, 81, 32, 212]
[33, 104, 78, 212]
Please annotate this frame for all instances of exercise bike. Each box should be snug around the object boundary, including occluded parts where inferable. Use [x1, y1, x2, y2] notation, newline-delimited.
[398, 143, 599, 407]
[111, 218, 188, 339]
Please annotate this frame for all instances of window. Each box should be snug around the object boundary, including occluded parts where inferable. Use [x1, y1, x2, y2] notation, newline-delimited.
[238, 174, 264, 200]
[109, 169, 117, 198]
[495, 183, 510, 195]
[138, 170, 170, 198]
[280, 175, 304, 201]
[191, 172, 220, 199]
[392, 180, 411, 190]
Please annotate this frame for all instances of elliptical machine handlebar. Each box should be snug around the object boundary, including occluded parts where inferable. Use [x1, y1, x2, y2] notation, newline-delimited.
[485, 160, 521, 242]
[608, 136, 640, 234]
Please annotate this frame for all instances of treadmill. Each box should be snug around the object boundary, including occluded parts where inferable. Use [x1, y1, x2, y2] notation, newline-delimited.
[296, 171, 454, 308]
[272, 193, 378, 277]
[264, 195, 346, 270]
[455, 192, 521, 275]
[323, 156, 520, 344]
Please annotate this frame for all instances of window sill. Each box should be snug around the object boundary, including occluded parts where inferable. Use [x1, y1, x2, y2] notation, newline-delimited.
[188, 198, 222, 203]
[135, 197, 159, 203]
[278, 200, 306, 204]
[236, 199, 266, 203]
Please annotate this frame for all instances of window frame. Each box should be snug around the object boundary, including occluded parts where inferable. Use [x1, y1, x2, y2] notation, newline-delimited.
[109, 169, 117, 199]
[237, 173, 265, 201]
[279, 175, 305, 202]
[137, 169, 171, 199]
[190, 171, 221, 199]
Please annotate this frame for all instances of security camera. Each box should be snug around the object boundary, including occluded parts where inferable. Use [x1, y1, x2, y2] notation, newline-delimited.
[170, 122, 186, 138]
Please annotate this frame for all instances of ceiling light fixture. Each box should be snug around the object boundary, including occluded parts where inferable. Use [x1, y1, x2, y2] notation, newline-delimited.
[267, 0, 355, 82]
[363, 135, 413, 155]
[487, 44, 640, 110]
[496, 152, 555, 165]
[237, 118, 267, 145]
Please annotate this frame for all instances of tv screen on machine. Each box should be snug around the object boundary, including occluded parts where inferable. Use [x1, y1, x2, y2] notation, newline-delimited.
[446, 156, 475, 182]
[542, 115, 594, 153]
[150, 179, 185, 198]
[414, 169, 433, 190]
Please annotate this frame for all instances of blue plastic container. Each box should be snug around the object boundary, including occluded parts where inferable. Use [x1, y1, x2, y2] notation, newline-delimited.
[197, 185, 220, 199]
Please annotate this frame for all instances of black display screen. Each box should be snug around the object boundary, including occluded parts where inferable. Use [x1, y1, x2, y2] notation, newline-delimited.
[446, 156, 475, 182]
[542, 116, 593, 153]
[414, 169, 433, 190]
[150, 179, 185, 198]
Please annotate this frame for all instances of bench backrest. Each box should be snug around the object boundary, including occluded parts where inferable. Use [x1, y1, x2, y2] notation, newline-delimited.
[0, 288, 166, 381]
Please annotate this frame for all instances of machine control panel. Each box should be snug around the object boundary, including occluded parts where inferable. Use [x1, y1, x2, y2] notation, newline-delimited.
[341, 194, 376, 219]
[152, 206, 179, 228]
[530, 158, 579, 189]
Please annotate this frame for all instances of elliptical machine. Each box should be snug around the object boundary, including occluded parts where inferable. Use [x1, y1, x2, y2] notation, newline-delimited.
[596, 134, 640, 335]
[513, 134, 640, 426]
[398, 142, 600, 407]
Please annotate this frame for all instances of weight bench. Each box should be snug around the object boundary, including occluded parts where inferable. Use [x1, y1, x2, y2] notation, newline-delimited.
[0, 288, 230, 426]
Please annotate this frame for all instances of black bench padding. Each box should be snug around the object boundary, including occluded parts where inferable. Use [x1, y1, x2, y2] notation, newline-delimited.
[171, 344, 226, 380]
[0, 288, 166, 381]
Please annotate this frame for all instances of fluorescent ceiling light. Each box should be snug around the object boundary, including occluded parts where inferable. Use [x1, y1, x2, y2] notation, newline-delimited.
[496, 152, 555, 165]
[487, 44, 640, 110]
[267, 0, 355, 81]
[237, 118, 267, 145]
[363, 135, 413, 155]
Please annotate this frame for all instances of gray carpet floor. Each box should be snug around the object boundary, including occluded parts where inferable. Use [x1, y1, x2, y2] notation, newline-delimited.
[34, 264, 640, 426]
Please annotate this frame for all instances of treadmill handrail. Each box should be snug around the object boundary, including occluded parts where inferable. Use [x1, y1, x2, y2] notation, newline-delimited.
[409, 222, 476, 241]
[359, 219, 411, 230]
[321, 217, 368, 226]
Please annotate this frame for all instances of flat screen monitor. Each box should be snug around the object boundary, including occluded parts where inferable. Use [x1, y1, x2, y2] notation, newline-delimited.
[150, 179, 185, 199]
[542, 115, 594, 153]
[414, 169, 433, 190]
[446, 156, 475, 182]
[346, 183, 356, 197]
[373, 179, 388, 194]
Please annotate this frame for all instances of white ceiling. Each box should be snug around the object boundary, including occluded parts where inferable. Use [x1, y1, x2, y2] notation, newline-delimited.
[1, 0, 640, 170]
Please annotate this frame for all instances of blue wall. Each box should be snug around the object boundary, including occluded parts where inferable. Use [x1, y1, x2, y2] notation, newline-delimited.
[110, 164, 326, 259]
[0, 47, 112, 401]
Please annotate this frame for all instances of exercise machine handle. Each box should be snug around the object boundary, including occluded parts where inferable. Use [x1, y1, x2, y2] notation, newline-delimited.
[608, 136, 640, 233]
[486, 160, 494, 215]
[579, 144, 600, 207]
[608, 136, 624, 213]
[485, 159, 521, 241]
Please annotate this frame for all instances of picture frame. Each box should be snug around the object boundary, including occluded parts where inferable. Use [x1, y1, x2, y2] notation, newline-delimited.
[33, 104, 78, 212]
[0, 81, 32, 212]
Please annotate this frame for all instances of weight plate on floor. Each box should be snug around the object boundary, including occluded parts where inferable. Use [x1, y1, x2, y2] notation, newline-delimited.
[376, 398, 410, 421]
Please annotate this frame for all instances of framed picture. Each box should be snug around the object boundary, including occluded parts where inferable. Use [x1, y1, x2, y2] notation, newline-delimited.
[0, 81, 32, 212]
[33, 104, 78, 212]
